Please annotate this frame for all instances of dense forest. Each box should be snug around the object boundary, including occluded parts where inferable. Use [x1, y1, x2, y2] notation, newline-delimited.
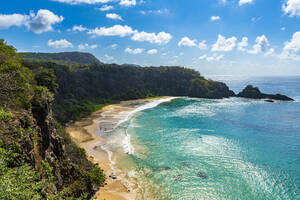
[0, 40, 105, 199]
[23, 52, 102, 66]
[23, 53, 235, 123]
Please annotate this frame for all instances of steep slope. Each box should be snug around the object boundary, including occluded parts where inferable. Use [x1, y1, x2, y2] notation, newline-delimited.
[0, 40, 105, 199]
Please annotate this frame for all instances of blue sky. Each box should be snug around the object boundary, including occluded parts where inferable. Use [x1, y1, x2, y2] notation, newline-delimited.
[1, 0, 300, 76]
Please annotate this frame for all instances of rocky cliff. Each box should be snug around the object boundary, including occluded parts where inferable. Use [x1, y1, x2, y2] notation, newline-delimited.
[0, 40, 105, 199]
[237, 85, 294, 101]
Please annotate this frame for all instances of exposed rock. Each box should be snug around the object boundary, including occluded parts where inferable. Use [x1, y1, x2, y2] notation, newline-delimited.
[237, 85, 294, 101]
[0, 94, 101, 198]
[265, 99, 275, 103]
[197, 172, 208, 179]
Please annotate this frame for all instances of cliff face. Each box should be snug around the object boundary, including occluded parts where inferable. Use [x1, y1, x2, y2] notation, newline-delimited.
[0, 40, 105, 199]
[0, 93, 102, 199]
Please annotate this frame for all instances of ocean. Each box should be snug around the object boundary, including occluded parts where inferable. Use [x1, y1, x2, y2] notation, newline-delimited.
[106, 76, 300, 200]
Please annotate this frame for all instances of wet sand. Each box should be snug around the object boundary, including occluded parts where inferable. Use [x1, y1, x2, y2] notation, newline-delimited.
[66, 97, 174, 200]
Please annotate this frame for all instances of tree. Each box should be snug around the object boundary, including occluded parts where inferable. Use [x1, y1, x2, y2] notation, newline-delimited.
[0, 40, 34, 108]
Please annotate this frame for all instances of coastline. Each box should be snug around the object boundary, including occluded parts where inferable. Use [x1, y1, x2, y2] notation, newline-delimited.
[66, 97, 176, 200]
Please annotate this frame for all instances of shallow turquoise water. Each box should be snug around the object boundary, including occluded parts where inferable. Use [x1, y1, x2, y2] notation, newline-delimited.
[127, 76, 300, 200]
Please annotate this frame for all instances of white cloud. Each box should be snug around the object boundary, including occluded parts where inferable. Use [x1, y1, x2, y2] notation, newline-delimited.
[51, 0, 114, 5]
[211, 16, 221, 21]
[248, 35, 269, 54]
[131, 31, 172, 45]
[72, 25, 87, 32]
[212, 34, 237, 52]
[0, 14, 29, 29]
[178, 37, 197, 47]
[0, 9, 63, 34]
[178, 37, 207, 49]
[199, 54, 224, 61]
[87, 25, 171, 45]
[279, 31, 300, 60]
[48, 39, 73, 49]
[239, 0, 253, 6]
[26, 9, 64, 34]
[147, 49, 158, 54]
[125, 47, 144, 54]
[106, 13, 123, 21]
[251, 17, 261, 23]
[283, 31, 300, 52]
[97, 5, 114, 11]
[264, 48, 275, 56]
[283, 0, 300, 17]
[281, 27, 286, 31]
[140, 9, 169, 15]
[78, 43, 98, 50]
[198, 40, 207, 50]
[88, 25, 136, 37]
[110, 44, 118, 48]
[119, 0, 136, 7]
[104, 54, 114, 61]
[237, 37, 248, 51]
[199, 54, 207, 60]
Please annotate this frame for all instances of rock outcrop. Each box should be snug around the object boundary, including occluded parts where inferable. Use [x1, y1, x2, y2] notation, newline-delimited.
[237, 85, 294, 101]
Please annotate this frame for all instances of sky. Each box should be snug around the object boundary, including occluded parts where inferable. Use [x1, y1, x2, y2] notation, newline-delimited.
[0, 0, 300, 76]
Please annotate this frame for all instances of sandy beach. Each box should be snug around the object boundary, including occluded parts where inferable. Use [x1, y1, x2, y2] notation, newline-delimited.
[66, 97, 175, 200]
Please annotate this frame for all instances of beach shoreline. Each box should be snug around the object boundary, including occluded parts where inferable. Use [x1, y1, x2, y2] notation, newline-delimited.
[65, 97, 176, 200]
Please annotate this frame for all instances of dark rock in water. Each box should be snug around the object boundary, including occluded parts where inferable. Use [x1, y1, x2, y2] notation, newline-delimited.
[264, 99, 275, 103]
[197, 172, 208, 179]
[173, 175, 184, 181]
[153, 166, 171, 172]
[163, 166, 171, 170]
[237, 85, 294, 101]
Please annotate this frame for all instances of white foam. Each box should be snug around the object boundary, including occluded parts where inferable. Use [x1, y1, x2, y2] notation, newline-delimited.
[100, 144, 116, 169]
[119, 97, 177, 155]
[123, 128, 134, 154]
[113, 97, 177, 130]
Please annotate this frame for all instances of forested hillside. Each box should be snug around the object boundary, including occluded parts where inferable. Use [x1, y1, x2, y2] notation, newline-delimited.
[23, 52, 102, 66]
[0, 40, 105, 199]
[23, 55, 235, 123]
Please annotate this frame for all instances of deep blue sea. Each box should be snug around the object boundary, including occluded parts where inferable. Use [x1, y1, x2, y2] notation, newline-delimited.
[116, 76, 300, 200]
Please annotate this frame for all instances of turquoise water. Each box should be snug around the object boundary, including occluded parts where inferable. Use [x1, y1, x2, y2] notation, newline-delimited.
[126, 76, 300, 200]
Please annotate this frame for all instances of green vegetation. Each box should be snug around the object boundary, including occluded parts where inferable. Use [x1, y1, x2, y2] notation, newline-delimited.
[23, 55, 234, 123]
[23, 52, 102, 66]
[0, 140, 43, 200]
[0, 39, 34, 108]
[0, 40, 105, 199]
[86, 165, 106, 186]
[34, 67, 58, 93]
[0, 108, 12, 120]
